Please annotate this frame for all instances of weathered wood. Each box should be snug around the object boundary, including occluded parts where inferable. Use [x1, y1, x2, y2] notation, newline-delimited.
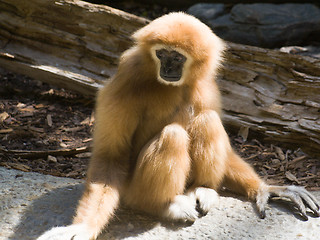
[0, 0, 319, 156]
[0, 0, 148, 96]
[220, 43, 320, 157]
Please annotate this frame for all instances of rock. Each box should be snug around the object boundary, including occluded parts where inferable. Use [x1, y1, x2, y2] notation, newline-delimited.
[1, 167, 320, 240]
[188, 3, 320, 48]
[187, 3, 226, 22]
[0, 167, 84, 240]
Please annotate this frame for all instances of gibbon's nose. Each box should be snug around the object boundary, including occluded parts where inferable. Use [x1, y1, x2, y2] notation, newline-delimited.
[164, 62, 172, 74]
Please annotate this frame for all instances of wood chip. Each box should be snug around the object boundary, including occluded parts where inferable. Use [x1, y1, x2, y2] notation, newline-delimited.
[63, 126, 85, 132]
[18, 112, 34, 117]
[35, 103, 46, 109]
[47, 114, 53, 127]
[275, 146, 286, 161]
[285, 171, 301, 184]
[289, 155, 306, 166]
[83, 138, 92, 143]
[0, 128, 13, 134]
[19, 106, 35, 112]
[29, 126, 45, 133]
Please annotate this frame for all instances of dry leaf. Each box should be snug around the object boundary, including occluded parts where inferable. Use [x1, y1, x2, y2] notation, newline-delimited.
[60, 142, 68, 148]
[285, 171, 300, 184]
[238, 126, 249, 141]
[8, 162, 31, 172]
[0, 112, 9, 122]
[17, 102, 26, 108]
[80, 117, 91, 125]
[47, 155, 57, 163]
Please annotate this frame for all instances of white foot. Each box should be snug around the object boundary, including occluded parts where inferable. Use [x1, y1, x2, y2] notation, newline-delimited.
[165, 195, 198, 222]
[37, 224, 92, 240]
[188, 187, 219, 213]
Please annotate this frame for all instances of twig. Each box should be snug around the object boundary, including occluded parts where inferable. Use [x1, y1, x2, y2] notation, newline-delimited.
[288, 155, 306, 167]
[244, 153, 260, 161]
[297, 175, 319, 181]
[0, 146, 91, 159]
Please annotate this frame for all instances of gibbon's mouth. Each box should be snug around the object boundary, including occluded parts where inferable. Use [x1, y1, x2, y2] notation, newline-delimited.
[161, 75, 181, 82]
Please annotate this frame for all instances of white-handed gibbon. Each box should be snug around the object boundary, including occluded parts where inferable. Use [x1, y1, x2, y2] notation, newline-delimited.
[37, 12, 319, 240]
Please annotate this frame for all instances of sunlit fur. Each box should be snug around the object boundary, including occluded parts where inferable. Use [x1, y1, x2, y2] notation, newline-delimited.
[37, 12, 319, 240]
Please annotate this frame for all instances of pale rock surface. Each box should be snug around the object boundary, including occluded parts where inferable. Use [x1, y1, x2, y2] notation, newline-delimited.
[0, 167, 319, 240]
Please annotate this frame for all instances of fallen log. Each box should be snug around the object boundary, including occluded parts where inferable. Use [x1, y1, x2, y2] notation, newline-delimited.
[0, 0, 319, 156]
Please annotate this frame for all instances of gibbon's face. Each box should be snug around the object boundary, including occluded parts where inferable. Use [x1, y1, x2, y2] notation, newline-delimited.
[156, 49, 186, 82]
[150, 44, 192, 86]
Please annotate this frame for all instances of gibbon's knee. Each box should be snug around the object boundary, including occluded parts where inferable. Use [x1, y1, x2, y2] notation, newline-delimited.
[124, 123, 190, 213]
[158, 123, 189, 152]
[191, 110, 231, 157]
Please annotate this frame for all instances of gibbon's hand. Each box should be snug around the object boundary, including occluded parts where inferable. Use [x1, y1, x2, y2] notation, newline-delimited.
[256, 184, 320, 220]
[36, 224, 91, 240]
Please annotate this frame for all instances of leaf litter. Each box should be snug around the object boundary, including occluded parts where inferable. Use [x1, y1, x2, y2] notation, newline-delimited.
[0, 67, 319, 189]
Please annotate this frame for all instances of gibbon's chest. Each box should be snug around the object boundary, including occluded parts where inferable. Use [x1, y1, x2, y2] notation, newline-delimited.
[131, 91, 187, 155]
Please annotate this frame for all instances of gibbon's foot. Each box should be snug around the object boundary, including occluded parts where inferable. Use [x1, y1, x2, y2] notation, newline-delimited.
[37, 224, 92, 240]
[165, 195, 199, 222]
[188, 187, 220, 215]
[256, 184, 320, 220]
[164, 188, 220, 222]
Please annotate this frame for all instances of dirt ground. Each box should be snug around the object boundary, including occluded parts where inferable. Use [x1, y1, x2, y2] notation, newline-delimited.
[0, 67, 319, 190]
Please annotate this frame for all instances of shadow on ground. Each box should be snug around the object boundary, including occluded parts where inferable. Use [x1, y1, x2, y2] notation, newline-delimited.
[8, 184, 192, 240]
[8, 180, 320, 240]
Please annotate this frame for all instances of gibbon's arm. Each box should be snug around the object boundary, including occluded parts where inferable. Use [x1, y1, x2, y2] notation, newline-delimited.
[73, 85, 140, 238]
[37, 85, 140, 240]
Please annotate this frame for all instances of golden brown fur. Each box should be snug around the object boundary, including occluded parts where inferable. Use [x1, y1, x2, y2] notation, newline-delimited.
[37, 12, 319, 240]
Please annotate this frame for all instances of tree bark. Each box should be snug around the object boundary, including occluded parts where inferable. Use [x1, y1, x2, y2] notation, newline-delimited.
[220, 43, 320, 157]
[0, 0, 147, 96]
[0, 0, 319, 156]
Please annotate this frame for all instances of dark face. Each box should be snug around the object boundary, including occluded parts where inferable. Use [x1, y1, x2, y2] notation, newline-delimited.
[155, 49, 187, 83]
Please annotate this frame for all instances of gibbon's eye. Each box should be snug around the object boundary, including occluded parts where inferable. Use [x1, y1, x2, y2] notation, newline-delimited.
[156, 49, 168, 59]
[173, 54, 187, 63]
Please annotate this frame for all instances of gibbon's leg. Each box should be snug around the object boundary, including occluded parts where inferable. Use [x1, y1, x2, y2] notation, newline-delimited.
[187, 110, 231, 213]
[189, 110, 229, 190]
[124, 123, 198, 221]
[189, 110, 319, 219]
[225, 152, 319, 219]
